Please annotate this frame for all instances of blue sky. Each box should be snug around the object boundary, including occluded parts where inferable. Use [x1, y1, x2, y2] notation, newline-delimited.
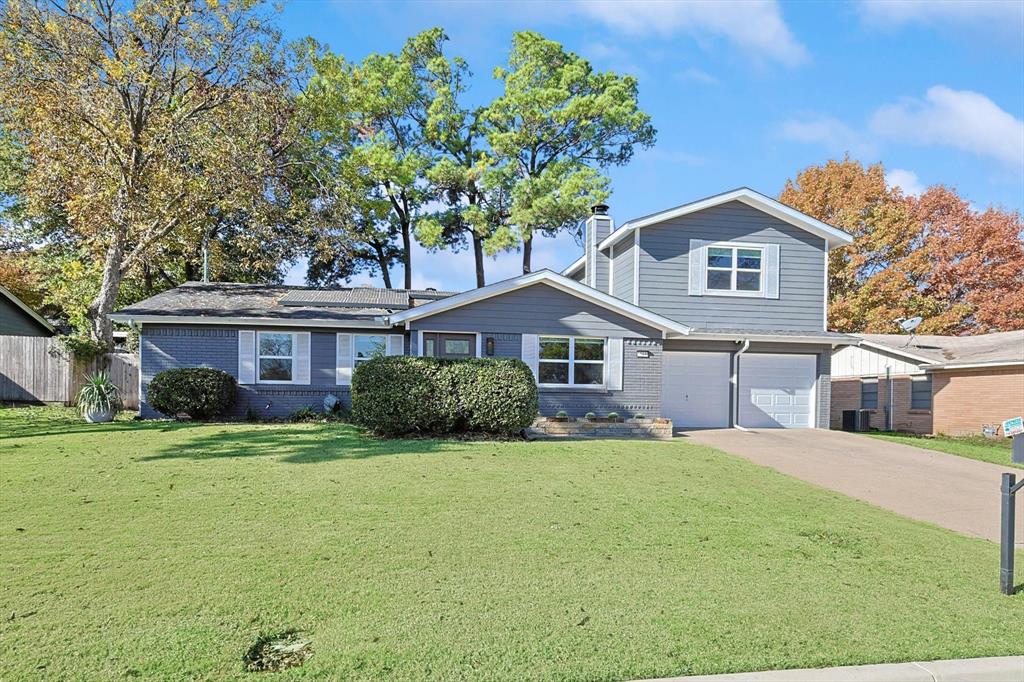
[280, 0, 1024, 291]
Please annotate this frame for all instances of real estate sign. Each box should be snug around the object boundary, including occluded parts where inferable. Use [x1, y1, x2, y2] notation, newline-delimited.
[1003, 416, 1024, 438]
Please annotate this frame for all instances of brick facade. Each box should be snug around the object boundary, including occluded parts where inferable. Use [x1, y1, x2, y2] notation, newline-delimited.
[831, 368, 1022, 436]
[830, 376, 933, 434]
[932, 367, 1024, 436]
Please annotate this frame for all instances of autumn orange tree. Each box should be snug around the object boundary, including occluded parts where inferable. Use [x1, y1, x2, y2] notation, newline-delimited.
[0, 0, 302, 347]
[781, 157, 1024, 334]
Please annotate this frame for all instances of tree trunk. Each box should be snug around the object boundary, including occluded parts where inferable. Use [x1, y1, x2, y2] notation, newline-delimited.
[472, 233, 485, 287]
[374, 243, 393, 289]
[401, 221, 412, 290]
[521, 233, 533, 275]
[87, 228, 126, 350]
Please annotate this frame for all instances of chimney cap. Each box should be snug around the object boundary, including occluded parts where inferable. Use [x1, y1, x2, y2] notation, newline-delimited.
[590, 203, 609, 216]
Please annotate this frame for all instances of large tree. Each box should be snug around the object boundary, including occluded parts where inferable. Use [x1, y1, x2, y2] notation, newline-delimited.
[303, 38, 437, 290]
[0, 0, 300, 347]
[485, 31, 656, 274]
[781, 157, 1024, 334]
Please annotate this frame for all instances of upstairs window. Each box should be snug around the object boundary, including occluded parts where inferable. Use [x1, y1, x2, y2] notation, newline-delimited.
[538, 336, 605, 386]
[707, 245, 763, 293]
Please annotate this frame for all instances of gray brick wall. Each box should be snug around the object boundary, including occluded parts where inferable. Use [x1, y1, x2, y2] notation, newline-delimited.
[539, 339, 662, 418]
[140, 325, 358, 419]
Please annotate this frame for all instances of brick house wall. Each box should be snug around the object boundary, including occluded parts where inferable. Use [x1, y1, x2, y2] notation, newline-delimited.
[830, 375, 933, 434]
[932, 367, 1024, 436]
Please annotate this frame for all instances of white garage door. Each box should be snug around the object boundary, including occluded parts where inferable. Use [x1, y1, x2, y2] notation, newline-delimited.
[661, 352, 731, 428]
[738, 353, 816, 429]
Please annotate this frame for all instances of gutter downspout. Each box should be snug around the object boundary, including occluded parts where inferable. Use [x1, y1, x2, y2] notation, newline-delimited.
[731, 339, 751, 431]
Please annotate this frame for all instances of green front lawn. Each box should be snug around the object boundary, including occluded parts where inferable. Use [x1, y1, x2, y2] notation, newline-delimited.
[1, 407, 1021, 680]
[867, 431, 1022, 469]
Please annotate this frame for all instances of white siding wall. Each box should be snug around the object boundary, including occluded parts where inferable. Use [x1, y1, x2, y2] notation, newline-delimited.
[832, 345, 925, 378]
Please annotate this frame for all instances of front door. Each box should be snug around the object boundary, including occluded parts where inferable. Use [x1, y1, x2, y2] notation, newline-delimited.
[422, 333, 476, 359]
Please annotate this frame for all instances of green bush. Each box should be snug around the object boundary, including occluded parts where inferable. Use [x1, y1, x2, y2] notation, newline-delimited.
[351, 356, 538, 436]
[148, 367, 237, 419]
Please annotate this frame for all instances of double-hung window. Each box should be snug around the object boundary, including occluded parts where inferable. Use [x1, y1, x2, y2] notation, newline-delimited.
[354, 334, 387, 366]
[258, 331, 295, 383]
[861, 379, 878, 409]
[706, 245, 763, 293]
[911, 376, 932, 410]
[538, 336, 605, 386]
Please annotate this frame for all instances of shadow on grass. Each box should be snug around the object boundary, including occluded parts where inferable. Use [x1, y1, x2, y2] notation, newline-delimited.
[140, 422, 453, 464]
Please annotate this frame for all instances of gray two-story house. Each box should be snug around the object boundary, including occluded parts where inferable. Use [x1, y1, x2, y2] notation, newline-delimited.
[111, 188, 855, 428]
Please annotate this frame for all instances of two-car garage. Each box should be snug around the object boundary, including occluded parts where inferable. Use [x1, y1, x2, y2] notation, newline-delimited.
[661, 350, 819, 429]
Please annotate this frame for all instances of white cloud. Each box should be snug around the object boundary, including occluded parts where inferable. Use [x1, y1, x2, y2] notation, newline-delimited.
[884, 168, 925, 196]
[675, 67, 719, 85]
[870, 86, 1024, 168]
[576, 0, 808, 66]
[778, 115, 878, 158]
[857, 0, 1023, 29]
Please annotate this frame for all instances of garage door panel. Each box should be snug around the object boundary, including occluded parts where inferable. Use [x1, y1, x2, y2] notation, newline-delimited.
[661, 352, 730, 428]
[739, 354, 816, 429]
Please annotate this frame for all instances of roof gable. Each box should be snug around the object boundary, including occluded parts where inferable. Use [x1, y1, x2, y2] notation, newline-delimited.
[0, 284, 54, 335]
[386, 270, 692, 336]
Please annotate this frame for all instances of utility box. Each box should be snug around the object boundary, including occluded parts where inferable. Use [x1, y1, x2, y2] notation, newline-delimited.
[857, 409, 872, 432]
[841, 410, 871, 432]
[1013, 435, 1024, 465]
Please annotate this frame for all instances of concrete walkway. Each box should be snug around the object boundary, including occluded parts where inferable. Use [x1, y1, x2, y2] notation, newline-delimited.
[680, 429, 1023, 545]
[638, 656, 1024, 681]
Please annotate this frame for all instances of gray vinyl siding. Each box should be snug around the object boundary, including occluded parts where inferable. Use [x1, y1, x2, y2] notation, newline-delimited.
[611, 239, 634, 302]
[661, 339, 832, 428]
[139, 324, 384, 419]
[1, 296, 51, 336]
[407, 283, 660, 338]
[637, 201, 826, 332]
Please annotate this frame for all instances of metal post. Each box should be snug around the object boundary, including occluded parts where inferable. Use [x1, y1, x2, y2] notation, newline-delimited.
[1002, 473, 1018, 595]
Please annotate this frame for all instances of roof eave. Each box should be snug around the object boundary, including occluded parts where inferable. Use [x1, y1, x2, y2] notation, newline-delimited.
[108, 313, 390, 328]
[684, 331, 859, 345]
[0, 284, 55, 334]
[925, 360, 1024, 372]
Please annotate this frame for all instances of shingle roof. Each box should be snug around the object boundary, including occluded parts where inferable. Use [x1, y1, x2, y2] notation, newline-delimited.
[857, 331, 1024, 367]
[111, 282, 454, 323]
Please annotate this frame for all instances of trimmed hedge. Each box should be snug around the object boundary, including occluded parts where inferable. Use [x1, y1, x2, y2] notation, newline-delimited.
[148, 367, 238, 419]
[351, 356, 538, 436]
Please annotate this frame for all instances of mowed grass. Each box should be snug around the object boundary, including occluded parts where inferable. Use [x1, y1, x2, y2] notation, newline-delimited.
[868, 431, 1022, 469]
[1, 407, 1021, 681]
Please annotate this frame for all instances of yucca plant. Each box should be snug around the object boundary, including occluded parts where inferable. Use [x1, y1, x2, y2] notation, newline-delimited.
[77, 371, 121, 422]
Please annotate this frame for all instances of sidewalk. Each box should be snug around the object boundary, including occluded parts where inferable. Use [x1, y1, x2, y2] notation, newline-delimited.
[638, 656, 1024, 682]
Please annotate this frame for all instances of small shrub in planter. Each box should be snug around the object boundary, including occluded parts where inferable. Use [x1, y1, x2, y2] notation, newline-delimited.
[351, 356, 537, 436]
[606, 411, 622, 422]
[552, 410, 570, 422]
[77, 371, 121, 423]
[584, 411, 597, 420]
[633, 412, 646, 420]
[148, 367, 237, 419]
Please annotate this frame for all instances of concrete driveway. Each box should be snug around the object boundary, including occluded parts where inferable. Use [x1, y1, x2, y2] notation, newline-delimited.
[681, 428, 1023, 545]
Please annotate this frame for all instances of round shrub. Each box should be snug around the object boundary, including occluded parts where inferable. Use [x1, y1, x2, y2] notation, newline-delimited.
[148, 367, 238, 419]
[351, 356, 538, 437]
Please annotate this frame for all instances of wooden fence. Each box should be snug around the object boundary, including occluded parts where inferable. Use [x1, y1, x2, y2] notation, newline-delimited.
[0, 336, 139, 409]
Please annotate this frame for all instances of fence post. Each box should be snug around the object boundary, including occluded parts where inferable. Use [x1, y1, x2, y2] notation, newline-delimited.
[1002, 473, 1017, 595]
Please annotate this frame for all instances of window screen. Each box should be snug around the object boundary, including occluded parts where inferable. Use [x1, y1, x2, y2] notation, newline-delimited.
[911, 376, 932, 410]
[861, 379, 878, 409]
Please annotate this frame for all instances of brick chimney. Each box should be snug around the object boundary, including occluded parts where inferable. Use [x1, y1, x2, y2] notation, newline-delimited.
[585, 204, 613, 291]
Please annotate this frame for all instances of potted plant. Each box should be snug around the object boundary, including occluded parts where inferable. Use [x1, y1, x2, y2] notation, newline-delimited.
[584, 411, 598, 421]
[77, 371, 121, 423]
[552, 410, 570, 422]
[606, 411, 623, 423]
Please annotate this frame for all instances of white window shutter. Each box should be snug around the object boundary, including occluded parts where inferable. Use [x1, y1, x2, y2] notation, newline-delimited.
[295, 332, 311, 385]
[764, 243, 781, 299]
[387, 334, 405, 356]
[336, 333, 352, 386]
[606, 338, 623, 391]
[238, 330, 255, 384]
[521, 334, 539, 380]
[688, 239, 707, 296]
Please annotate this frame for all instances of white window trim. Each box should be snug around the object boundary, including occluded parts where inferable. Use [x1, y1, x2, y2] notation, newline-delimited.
[257, 331, 297, 384]
[537, 336, 607, 388]
[352, 333, 388, 367]
[704, 242, 765, 297]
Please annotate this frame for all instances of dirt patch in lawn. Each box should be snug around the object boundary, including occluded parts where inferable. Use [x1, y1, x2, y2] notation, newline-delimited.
[243, 631, 312, 672]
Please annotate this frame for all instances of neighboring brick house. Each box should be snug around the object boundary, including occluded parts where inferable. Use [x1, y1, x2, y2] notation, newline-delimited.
[831, 332, 1024, 436]
[112, 187, 859, 427]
